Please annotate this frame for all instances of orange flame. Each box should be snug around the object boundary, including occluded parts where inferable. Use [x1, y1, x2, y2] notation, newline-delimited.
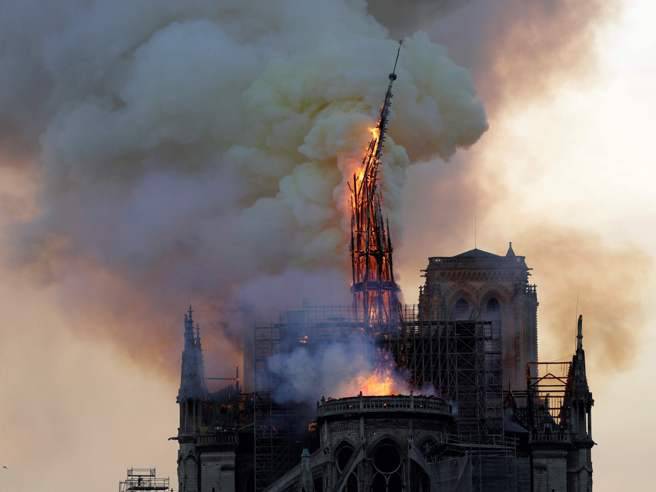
[347, 358, 411, 397]
[352, 127, 380, 189]
[356, 166, 366, 184]
[356, 370, 398, 396]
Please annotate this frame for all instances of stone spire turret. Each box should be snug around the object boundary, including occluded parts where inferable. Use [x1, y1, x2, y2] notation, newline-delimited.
[565, 314, 595, 491]
[572, 315, 590, 395]
[177, 305, 208, 401]
[506, 241, 516, 257]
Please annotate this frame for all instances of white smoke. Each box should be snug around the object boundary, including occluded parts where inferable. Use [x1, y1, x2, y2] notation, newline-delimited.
[266, 335, 412, 403]
[1, 0, 487, 359]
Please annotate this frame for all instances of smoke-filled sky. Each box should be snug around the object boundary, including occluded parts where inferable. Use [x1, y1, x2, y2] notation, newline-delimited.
[0, 0, 488, 378]
[1, 1, 655, 490]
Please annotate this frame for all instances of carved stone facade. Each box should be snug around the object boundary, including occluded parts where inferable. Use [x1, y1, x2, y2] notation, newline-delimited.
[266, 395, 464, 492]
[419, 244, 538, 390]
[175, 308, 243, 492]
[175, 249, 595, 492]
[177, 408, 239, 492]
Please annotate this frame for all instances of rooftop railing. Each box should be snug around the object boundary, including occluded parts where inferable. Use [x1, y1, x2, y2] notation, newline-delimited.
[316, 395, 452, 418]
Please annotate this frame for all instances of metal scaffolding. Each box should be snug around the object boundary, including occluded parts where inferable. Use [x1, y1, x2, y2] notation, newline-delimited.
[524, 361, 572, 441]
[252, 313, 337, 492]
[250, 303, 509, 489]
[252, 305, 365, 390]
[383, 306, 503, 440]
[253, 304, 503, 442]
[118, 468, 169, 492]
[253, 393, 307, 492]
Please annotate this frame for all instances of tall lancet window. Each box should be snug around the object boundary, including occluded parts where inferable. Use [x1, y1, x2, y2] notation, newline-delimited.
[486, 298, 501, 318]
[454, 298, 470, 320]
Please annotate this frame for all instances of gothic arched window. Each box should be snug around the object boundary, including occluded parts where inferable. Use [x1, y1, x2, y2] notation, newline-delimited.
[336, 442, 355, 473]
[373, 441, 400, 474]
[370, 440, 402, 492]
[454, 298, 470, 320]
[486, 298, 500, 314]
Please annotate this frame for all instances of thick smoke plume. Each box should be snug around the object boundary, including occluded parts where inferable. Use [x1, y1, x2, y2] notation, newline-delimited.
[0, 1, 488, 375]
[1, 0, 640, 382]
[266, 336, 416, 403]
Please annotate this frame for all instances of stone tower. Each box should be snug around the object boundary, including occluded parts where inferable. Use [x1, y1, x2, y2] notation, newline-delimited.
[176, 307, 240, 492]
[177, 306, 208, 492]
[527, 315, 595, 492]
[566, 315, 595, 491]
[418, 243, 538, 390]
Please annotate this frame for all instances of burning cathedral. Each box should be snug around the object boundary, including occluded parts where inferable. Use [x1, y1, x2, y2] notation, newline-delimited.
[173, 46, 595, 492]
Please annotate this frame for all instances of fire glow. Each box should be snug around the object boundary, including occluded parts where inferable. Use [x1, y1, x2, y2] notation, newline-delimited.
[336, 352, 411, 397]
[354, 366, 408, 396]
[369, 126, 380, 143]
[350, 126, 380, 188]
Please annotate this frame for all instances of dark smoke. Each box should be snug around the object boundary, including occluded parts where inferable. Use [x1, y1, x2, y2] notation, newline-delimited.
[0, 0, 637, 381]
[0, 0, 487, 380]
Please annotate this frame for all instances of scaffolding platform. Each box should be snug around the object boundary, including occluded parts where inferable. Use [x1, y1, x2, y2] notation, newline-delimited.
[118, 468, 169, 492]
[385, 307, 504, 439]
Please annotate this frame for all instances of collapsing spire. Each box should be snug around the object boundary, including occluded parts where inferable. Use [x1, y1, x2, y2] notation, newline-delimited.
[350, 42, 402, 332]
[178, 305, 208, 400]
